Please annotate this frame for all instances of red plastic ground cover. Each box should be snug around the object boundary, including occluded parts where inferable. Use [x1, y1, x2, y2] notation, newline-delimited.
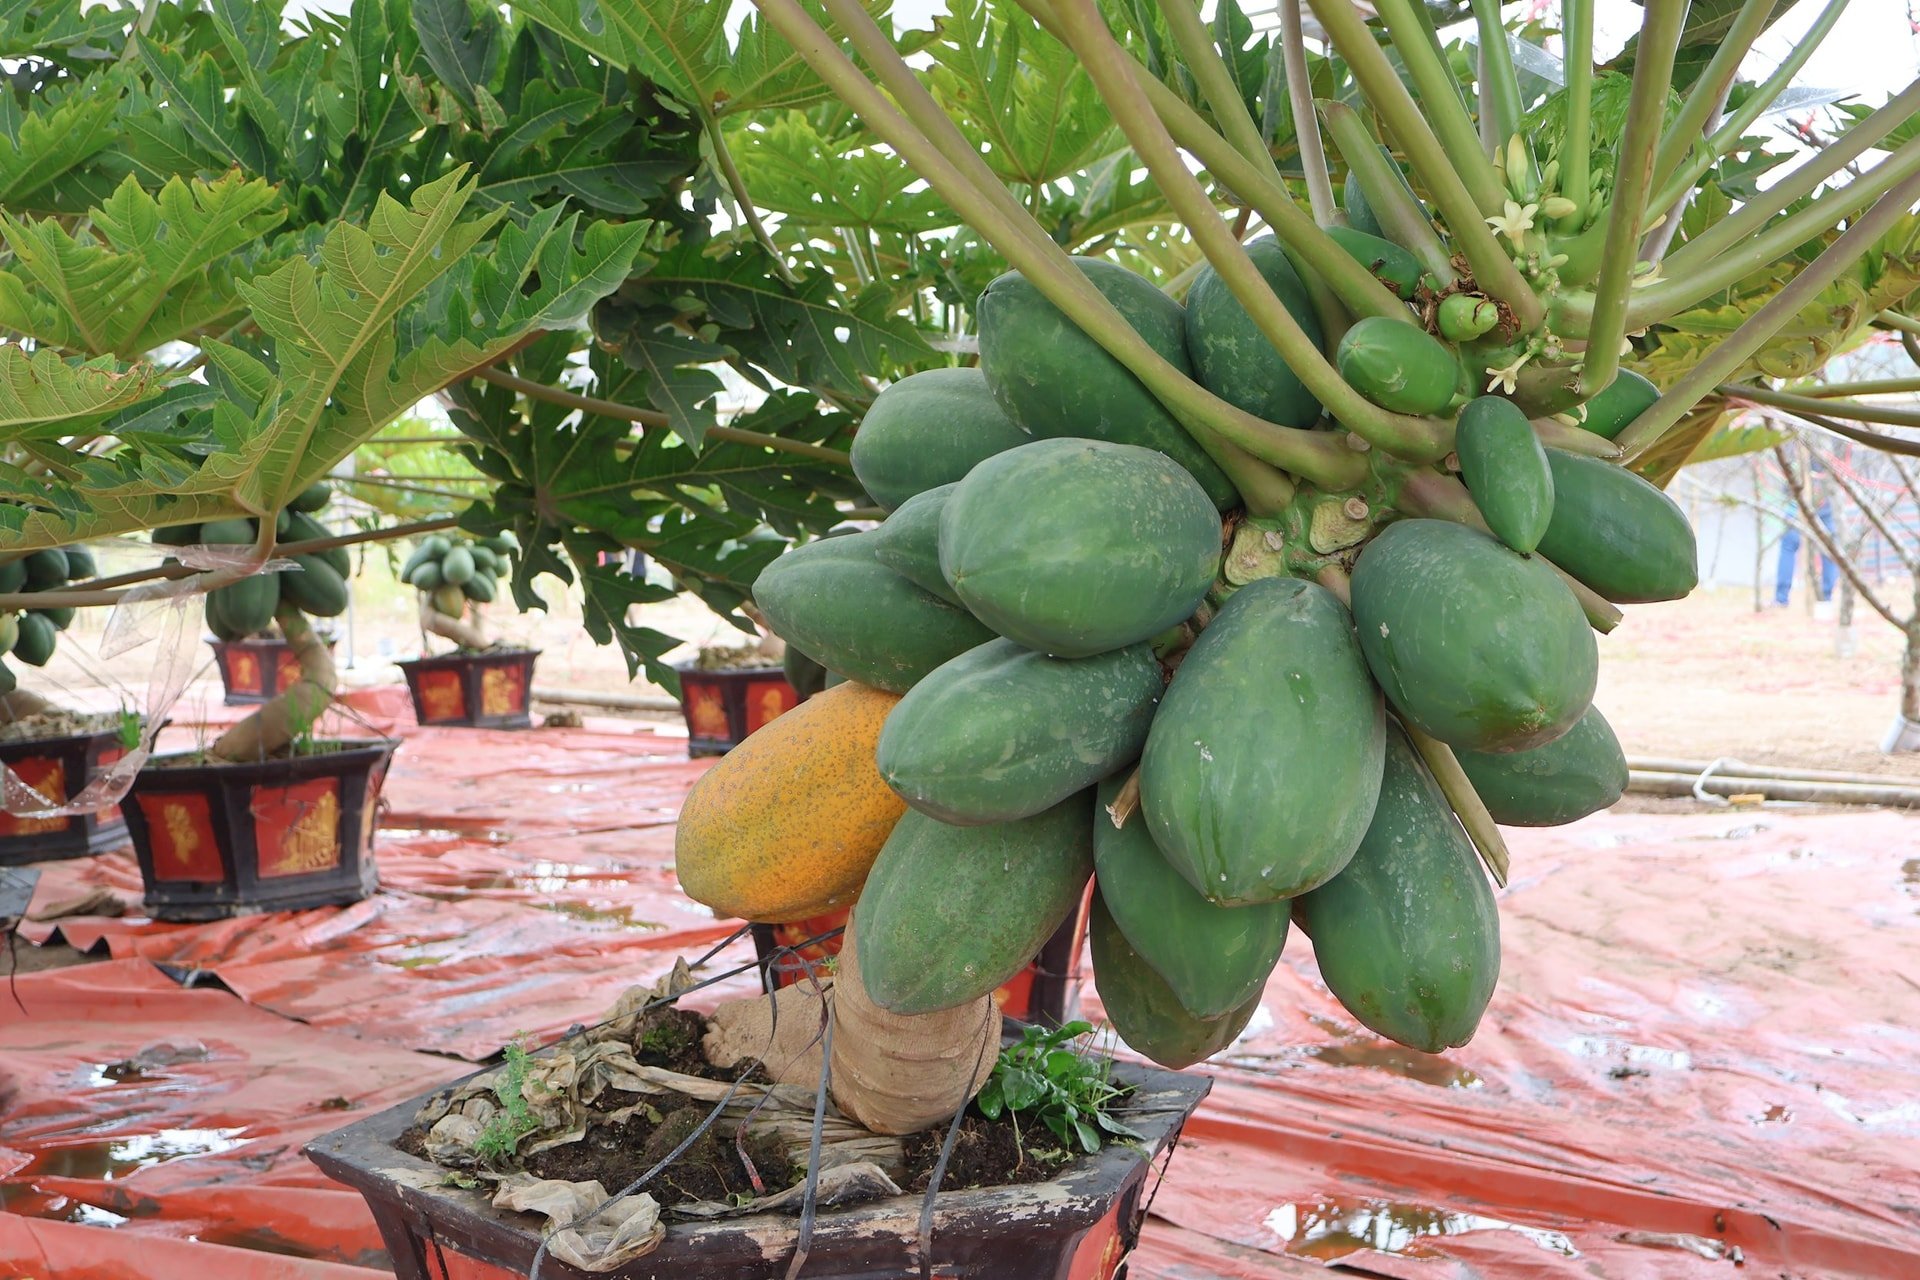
[3, 691, 1918, 1278]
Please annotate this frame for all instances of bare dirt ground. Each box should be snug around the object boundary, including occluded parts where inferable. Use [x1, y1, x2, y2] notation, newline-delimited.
[24, 557, 1920, 781]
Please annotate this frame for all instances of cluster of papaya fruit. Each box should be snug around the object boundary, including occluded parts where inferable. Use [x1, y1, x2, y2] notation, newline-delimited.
[399, 531, 518, 621]
[678, 213, 1695, 1070]
[0, 545, 96, 694]
[154, 483, 349, 640]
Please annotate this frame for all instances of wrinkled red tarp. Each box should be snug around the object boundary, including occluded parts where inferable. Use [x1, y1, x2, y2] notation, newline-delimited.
[3, 686, 1919, 1278]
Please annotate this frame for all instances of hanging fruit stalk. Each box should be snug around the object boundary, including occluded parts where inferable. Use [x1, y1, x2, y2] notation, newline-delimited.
[676, 0, 1920, 1103]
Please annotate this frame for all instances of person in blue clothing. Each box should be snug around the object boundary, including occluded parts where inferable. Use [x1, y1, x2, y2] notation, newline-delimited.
[1775, 499, 1839, 605]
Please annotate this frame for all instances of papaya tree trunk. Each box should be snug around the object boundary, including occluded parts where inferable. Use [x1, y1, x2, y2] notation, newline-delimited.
[419, 595, 490, 650]
[209, 606, 335, 762]
[1904, 611, 1920, 727]
[0, 688, 55, 722]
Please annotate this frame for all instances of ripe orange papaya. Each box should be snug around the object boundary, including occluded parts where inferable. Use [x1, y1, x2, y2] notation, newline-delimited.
[675, 682, 906, 922]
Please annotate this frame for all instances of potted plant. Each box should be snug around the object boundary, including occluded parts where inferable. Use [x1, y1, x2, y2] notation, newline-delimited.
[395, 531, 539, 729]
[168, 483, 346, 704]
[0, 545, 135, 865]
[673, 636, 801, 757]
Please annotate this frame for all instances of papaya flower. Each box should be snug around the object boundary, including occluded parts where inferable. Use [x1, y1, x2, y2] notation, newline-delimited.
[1485, 348, 1535, 395]
[1486, 199, 1539, 246]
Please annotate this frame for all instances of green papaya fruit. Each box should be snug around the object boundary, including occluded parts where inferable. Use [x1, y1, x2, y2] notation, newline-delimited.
[1336, 316, 1461, 416]
[1294, 726, 1500, 1052]
[61, 547, 97, 580]
[1344, 166, 1384, 237]
[412, 560, 445, 592]
[431, 584, 467, 617]
[1577, 369, 1659, 440]
[753, 533, 995, 695]
[850, 368, 1033, 511]
[420, 534, 452, 559]
[1455, 705, 1627, 827]
[1351, 519, 1596, 753]
[468, 544, 500, 576]
[1456, 396, 1554, 555]
[782, 644, 828, 700]
[1094, 774, 1288, 1019]
[33, 606, 75, 630]
[1183, 236, 1323, 428]
[281, 556, 349, 617]
[213, 573, 281, 637]
[0, 659, 13, 694]
[440, 546, 476, 586]
[462, 572, 496, 603]
[1343, 145, 1421, 243]
[1536, 450, 1698, 603]
[284, 513, 348, 576]
[23, 549, 68, 587]
[0, 612, 18, 654]
[400, 544, 434, 583]
[0, 561, 26, 594]
[977, 258, 1237, 508]
[485, 530, 520, 556]
[275, 509, 293, 537]
[203, 581, 237, 642]
[877, 638, 1163, 825]
[854, 796, 1095, 1015]
[1325, 226, 1424, 301]
[940, 439, 1220, 659]
[12, 611, 58, 666]
[1089, 891, 1258, 1069]
[869, 484, 961, 604]
[200, 518, 256, 546]
[152, 524, 200, 547]
[290, 481, 333, 513]
[1142, 576, 1385, 903]
[1438, 294, 1500, 342]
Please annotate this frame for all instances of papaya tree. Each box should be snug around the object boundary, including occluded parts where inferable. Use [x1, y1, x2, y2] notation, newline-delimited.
[645, 0, 1920, 1109]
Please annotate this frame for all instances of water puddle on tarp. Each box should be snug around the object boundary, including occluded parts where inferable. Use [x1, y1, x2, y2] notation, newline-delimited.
[1264, 1196, 1580, 1261]
[17, 1129, 251, 1182]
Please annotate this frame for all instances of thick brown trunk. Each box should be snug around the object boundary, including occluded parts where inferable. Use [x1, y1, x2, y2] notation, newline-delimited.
[0, 688, 55, 721]
[210, 607, 336, 762]
[1904, 623, 1920, 725]
[420, 596, 490, 650]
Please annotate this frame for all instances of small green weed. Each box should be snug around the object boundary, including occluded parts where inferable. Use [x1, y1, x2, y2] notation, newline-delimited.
[115, 705, 142, 753]
[472, 1038, 541, 1164]
[975, 1020, 1141, 1157]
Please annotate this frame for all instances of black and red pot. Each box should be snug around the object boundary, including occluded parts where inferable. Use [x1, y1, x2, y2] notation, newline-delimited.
[119, 738, 395, 921]
[209, 634, 337, 705]
[674, 664, 800, 756]
[397, 650, 538, 729]
[306, 1035, 1207, 1280]
[0, 725, 130, 866]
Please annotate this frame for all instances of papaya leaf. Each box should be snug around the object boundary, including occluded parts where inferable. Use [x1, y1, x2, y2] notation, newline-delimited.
[0, 170, 649, 548]
[924, 0, 1117, 189]
[729, 112, 953, 233]
[0, 72, 121, 208]
[575, 562, 682, 685]
[0, 346, 152, 437]
[0, 0, 134, 59]
[412, 0, 504, 123]
[0, 173, 286, 359]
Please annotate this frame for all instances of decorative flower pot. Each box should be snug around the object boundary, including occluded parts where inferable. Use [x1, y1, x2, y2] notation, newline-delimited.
[306, 1037, 1208, 1280]
[209, 634, 337, 705]
[120, 739, 395, 921]
[398, 650, 539, 729]
[751, 893, 1092, 1027]
[0, 725, 130, 866]
[674, 664, 800, 757]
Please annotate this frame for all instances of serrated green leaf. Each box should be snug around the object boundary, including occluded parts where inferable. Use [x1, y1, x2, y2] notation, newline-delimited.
[413, 0, 503, 123]
[0, 172, 286, 359]
[0, 345, 151, 437]
[729, 112, 951, 233]
[0, 71, 121, 206]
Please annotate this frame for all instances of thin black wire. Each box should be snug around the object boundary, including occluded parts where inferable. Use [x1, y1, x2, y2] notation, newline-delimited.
[782, 969, 835, 1280]
[915, 999, 998, 1280]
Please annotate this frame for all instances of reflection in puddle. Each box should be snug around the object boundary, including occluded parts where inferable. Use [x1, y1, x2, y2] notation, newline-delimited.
[84, 1042, 212, 1088]
[1566, 1036, 1693, 1071]
[1265, 1197, 1577, 1260]
[22, 1128, 251, 1180]
[1308, 1042, 1482, 1089]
